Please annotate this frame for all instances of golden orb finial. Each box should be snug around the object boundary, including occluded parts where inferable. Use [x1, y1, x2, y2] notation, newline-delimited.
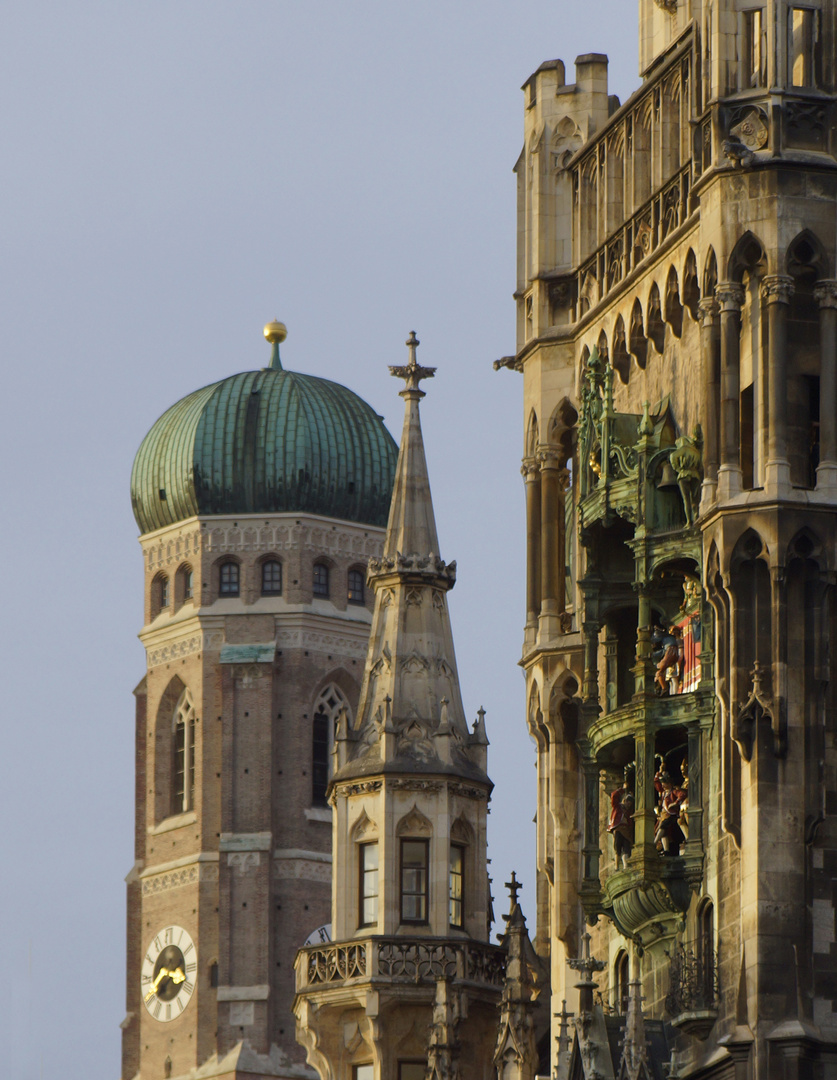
[264, 319, 287, 344]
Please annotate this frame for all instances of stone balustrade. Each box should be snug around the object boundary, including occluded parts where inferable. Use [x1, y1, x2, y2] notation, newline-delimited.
[296, 936, 506, 991]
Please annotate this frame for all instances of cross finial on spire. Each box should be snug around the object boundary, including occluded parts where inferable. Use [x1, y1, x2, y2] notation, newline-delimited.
[568, 932, 606, 981]
[505, 870, 522, 907]
[389, 331, 437, 397]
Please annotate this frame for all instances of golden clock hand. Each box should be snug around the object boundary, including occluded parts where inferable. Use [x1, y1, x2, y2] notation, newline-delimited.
[169, 967, 186, 986]
[144, 967, 169, 1002]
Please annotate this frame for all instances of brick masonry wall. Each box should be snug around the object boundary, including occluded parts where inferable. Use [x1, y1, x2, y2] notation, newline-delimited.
[123, 513, 383, 1078]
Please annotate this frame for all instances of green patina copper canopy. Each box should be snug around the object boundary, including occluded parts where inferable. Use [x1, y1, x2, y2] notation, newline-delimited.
[130, 328, 398, 534]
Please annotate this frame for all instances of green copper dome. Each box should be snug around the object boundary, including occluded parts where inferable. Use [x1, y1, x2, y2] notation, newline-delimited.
[131, 341, 398, 534]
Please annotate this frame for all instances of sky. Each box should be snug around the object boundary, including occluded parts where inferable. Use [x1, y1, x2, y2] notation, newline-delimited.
[0, 3, 637, 1075]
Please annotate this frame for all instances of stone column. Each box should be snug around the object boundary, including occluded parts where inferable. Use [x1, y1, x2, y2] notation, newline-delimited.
[632, 584, 654, 698]
[698, 297, 720, 509]
[761, 275, 794, 492]
[814, 280, 837, 493]
[632, 730, 657, 855]
[581, 759, 601, 885]
[522, 459, 542, 635]
[538, 448, 562, 636]
[716, 283, 745, 498]
[582, 619, 600, 706]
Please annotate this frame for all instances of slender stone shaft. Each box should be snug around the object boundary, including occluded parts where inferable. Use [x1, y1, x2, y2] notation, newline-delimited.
[815, 281, 837, 480]
[716, 283, 745, 492]
[522, 460, 541, 627]
[761, 275, 793, 487]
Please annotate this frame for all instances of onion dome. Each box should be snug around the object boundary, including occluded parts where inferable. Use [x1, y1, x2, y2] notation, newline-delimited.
[130, 323, 398, 534]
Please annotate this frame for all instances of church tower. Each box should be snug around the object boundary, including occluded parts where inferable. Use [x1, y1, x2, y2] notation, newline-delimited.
[293, 336, 506, 1080]
[502, 2, 837, 1077]
[122, 323, 397, 1080]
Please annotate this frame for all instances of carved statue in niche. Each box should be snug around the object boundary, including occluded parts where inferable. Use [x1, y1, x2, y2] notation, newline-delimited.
[653, 769, 686, 854]
[607, 771, 635, 868]
[653, 623, 683, 695]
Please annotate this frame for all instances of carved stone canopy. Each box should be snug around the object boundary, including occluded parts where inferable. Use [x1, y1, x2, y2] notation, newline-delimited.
[654, 0, 677, 10]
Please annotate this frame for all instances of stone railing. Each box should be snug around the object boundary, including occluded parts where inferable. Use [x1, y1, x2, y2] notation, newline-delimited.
[303, 942, 368, 985]
[576, 162, 693, 315]
[296, 937, 506, 992]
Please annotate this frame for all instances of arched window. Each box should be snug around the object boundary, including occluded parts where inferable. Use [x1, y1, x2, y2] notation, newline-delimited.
[400, 840, 429, 923]
[219, 561, 239, 596]
[175, 563, 194, 607]
[172, 689, 196, 815]
[313, 562, 330, 598]
[347, 568, 365, 605]
[261, 559, 282, 595]
[151, 573, 170, 618]
[449, 845, 464, 927]
[449, 816, 474, 929]
[697, 899, 715, 1003]
[396, 807, 432, 924]
[613, 950, 630, 1013]
[311, 684, 350, 806]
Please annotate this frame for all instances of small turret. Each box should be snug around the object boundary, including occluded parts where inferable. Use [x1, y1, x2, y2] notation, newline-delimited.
[293, 334, 504, 1080]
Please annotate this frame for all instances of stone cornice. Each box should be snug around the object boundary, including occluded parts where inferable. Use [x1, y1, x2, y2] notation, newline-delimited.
[140, 851, 220, 878]
[141, 512, 386, 570]
[140, 607, 373, 665]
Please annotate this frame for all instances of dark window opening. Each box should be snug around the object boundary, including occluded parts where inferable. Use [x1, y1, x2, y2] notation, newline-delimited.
[348, 569, 365, 604]
[449, 844, 464, 927]
[740, 384, 755, 490]
[313, 563, 329, 598]
[359, 843, 378, 927]
[172, 692, 196, 816]
[789, 7, 820, 88]
[262, 559, 282, 595]
[400, 839, 429, 923]
[220, 561, 240, 596]
[312, 710, 330, 807]
[805, 374, 820, 488]
[614, 950, 630, 1013]
[743, 9, 767, 87]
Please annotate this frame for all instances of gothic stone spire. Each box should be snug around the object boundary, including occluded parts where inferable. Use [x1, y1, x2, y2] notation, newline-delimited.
[332, 333, 489, 784]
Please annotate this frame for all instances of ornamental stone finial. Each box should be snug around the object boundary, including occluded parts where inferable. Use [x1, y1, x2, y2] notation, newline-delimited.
[505, 870, 523, 907]
[389, 331, 437, 397]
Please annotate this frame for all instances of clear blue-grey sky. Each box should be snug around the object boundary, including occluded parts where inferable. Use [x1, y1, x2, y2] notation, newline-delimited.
[1, 3, 636, 1074]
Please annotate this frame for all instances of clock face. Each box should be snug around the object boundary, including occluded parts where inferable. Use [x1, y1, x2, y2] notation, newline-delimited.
[141, 925, 196, 1022]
